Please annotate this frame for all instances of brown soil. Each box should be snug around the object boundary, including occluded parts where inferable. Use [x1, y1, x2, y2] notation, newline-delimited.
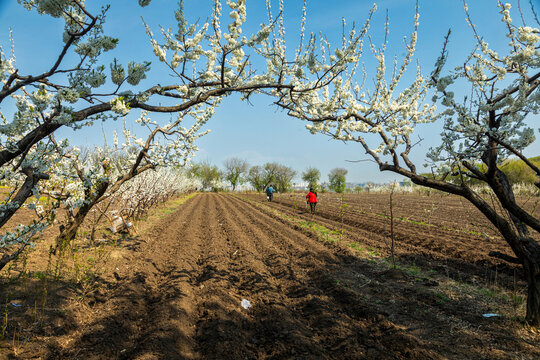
[252, 192, 529, 281]
[0, 193, 538, 359]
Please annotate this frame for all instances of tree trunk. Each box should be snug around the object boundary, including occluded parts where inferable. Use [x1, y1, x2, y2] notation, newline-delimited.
[463, 185, 540, 326]
[54, 181, 109, 254]
[0, 167, 49, 229]
[487, 167, 540, 325]
[53, 163, 154, 254]
[523, 242, 540, 326]
[0, 242, 30, 271]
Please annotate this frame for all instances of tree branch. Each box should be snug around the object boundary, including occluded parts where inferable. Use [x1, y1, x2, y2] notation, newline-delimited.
[489, 250, 521, 264]
[0, 167, 49, 229]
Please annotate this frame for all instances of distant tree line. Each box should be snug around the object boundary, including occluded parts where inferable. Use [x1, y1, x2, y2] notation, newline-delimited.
[190, 156, 540, 193]
[188, 158, 354, 193]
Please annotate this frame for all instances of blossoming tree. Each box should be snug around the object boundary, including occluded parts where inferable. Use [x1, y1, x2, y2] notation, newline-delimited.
[274, 2, 540, 325]
[0, 0, 364, 266]
[47, 106, 212, 254]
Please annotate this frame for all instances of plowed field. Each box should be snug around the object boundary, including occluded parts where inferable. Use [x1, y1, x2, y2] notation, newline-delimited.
[1, 193, 538, 359]
[246, 192, 536, 280]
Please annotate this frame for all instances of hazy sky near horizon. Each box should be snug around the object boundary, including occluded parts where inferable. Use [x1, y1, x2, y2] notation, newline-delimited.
[0, 0, 539, 184]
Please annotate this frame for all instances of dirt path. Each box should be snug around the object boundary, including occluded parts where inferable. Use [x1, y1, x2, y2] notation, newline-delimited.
[42, 193, 538, 359]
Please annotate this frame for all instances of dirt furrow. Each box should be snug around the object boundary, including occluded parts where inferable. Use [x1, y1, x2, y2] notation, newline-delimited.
[194, 194, 338, 358]
[240, 194, 520, 286]
[267, 193, 511, 247]
[272, 195, 502, 255]
[223, 194, 340, 260]
[52, 194, 207, 359]
[197, 194, 442, 359]
[42, 193, 538, 360]
[193, 194, 332, 358]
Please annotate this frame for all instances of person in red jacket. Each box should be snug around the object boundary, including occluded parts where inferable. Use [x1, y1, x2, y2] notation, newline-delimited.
[306, 188, 318, 214]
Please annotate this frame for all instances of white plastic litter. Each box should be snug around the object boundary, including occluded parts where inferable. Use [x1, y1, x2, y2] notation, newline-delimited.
[108, 210, 131, 233]
[482, 313, 500, 318]
[241, 299, 252, 309]
[110, 215, 127, 233]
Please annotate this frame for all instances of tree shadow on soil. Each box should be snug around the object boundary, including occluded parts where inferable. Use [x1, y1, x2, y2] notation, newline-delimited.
[321, 252, 535, 359]
[45, 268, 194, 359]
[397, 252, 522, 290]
[0, 275, 84, 359]
[1, 245, 536, 359]
[190, 255, 443, 359]
[191, 245, 536, 359]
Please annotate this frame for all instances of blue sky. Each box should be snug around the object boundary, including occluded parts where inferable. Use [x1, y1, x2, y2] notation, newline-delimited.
[0, 0, 539, 183]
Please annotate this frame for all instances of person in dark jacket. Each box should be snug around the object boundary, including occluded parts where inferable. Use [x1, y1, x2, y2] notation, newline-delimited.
[306, 188, 317, 214]
[266, 185, 275, 202]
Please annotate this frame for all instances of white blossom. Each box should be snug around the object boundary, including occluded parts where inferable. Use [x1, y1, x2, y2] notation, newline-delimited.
[111, 97, 130, 115]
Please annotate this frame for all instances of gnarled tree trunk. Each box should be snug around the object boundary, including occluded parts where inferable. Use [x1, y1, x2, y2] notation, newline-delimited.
[54, 180, 109, 254]
[522, 242, 540, 326]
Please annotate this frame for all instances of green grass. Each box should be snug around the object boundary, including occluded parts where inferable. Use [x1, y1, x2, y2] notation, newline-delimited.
[154, 192, 199, 218]
[298, 220, 342, 244]
[480, 288, 496, 298]
[510, 294, 524, 307]
[32, 271, 47, 280]
[160, 207, 178, 215]
[435, 292, 450, 304]
[367, 247, 381, 257]
[347, 241, 366, 255]
[399, 217, 430, 226]
[236, 194, 345, 245]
